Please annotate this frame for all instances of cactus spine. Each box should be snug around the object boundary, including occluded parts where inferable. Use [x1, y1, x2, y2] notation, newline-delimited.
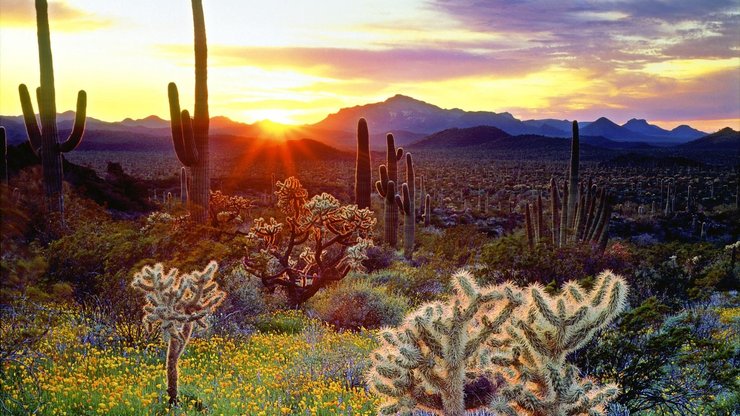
[18, 0, 86, 213]
[169, 0, 209, 223]
[0, 127, 7, 185]
[491, 271, 627, 416]
[367, 270, 523, 416]
[354, 118, 372, 209]
[131, 261, 225, 405]
[395, 153, 415, 259]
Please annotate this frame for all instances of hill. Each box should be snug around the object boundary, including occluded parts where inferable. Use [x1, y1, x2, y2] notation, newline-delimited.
[680, 127, 740, 150]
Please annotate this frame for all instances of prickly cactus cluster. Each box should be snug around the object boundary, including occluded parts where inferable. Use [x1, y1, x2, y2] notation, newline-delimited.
[368, 270, 628, 416]
[131, 261, 225, 404]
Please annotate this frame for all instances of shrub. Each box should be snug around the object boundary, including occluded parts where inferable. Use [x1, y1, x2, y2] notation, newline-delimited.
[307, 276, 409, 331]
[254, 309, 312, 334]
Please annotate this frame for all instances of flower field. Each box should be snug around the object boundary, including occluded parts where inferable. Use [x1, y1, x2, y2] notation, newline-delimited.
[1, 311, 379, 416]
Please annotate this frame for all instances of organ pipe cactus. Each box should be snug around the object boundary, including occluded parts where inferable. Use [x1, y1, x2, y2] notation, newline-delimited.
[169, 0, 210, 223]
[131, 261, 225, 405]
[367, 270, 523, 416]
[395, 153, 415, 259]
[376, 165, 398, 248]
[354, 118, 372, 209]
[490, 271, 627, 416]
[18, 0, 86, 213]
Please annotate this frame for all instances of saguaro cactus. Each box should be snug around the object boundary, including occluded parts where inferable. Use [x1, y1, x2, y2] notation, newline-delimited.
[18, 0, 86, 213]
[354, 118, 372, 210]
[375, 133, 403, 244]
[395, 153, 415, 259]
[491, 271, 627, 416]
[566, 121, 580, 236]
[367, 270, 522, 416]
[169, 0, 210, 223]
[376, 165, 398, 248]
[131, 261, 225, 405]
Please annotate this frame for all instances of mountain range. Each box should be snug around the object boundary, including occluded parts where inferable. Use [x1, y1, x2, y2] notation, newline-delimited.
[0, 94, 732, 154]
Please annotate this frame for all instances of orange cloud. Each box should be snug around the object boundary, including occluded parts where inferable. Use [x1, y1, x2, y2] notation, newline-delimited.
[0, 0, 112, 31]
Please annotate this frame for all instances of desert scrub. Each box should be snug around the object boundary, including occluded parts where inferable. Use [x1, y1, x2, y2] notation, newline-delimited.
[0, 304, 379, 415]
[307, 275, 409, 330]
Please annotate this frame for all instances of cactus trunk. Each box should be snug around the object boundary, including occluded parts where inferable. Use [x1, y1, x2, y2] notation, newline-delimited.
[0, 127, 7, 185]
[354, 118, 371, 209]
[168, 0, 209, 223]
[395, 153, 415, 259]
[18, 0, 86, 214]
[566, 121, 579, 234]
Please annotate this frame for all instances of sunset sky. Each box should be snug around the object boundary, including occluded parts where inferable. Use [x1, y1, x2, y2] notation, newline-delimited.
[1, 0, 738, 131]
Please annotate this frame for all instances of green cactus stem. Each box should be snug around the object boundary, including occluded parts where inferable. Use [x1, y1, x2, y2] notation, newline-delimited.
[423, 193, 431, 227]
[180, 166, 189, 204]
[550, 177, 560, 246]
[168, 0, 210, 223]
[376, 165, 398, 248]
[395, 153, 415, 259]
[566, 121, 579, 236]
[18, 0, 86, 213]
[525, 203, 534, 250]
[354, 118, 372, 210]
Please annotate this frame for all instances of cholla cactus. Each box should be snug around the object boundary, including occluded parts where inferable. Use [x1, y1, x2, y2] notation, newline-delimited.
[491, 270, 627, 416]
[367, 270, 523, 416]
[244, 176, 376, 306]
[209, 190, 255, 229]
[131, 261, 225, 405]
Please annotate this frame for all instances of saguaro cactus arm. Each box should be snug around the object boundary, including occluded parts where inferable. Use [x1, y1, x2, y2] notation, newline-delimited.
[58, 90, 86, 153]
[168, 83, 198, 166]
[18, 85, 42, 154]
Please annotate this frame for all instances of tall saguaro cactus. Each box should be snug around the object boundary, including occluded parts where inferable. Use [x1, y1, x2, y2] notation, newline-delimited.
[565, 121, 580, 235]
[18, 0, 86, 213]
[354, 118, 372, 209]
[395, 153, 415, 259]
[169, 0, 210, 223]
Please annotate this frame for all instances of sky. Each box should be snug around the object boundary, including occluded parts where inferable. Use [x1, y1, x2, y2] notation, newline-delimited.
[1, 0, 738, 131]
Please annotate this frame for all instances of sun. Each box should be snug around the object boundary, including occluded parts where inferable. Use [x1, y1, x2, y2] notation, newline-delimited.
[245, 109, 298, 126]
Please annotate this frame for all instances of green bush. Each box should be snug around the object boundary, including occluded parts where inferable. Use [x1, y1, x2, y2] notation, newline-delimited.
[307, 276, 409, 331]
[254, 310, 311, 334]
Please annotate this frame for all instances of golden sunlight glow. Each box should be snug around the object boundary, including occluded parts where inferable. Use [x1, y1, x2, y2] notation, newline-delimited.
[640, 58, 740, 80]
[0, 0, 737, 131]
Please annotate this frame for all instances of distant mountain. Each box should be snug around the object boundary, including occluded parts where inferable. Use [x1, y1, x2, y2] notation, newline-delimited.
[622, 118, 671, 137]
[622, 118, 706, 141]
[120, 115, 168, 129]
[312, 94, 545, 145]
[671, 124, 707, 140]
[409, 125, 510, 149]
[681, 127, 740, 150]
[581, 117, 648, 142]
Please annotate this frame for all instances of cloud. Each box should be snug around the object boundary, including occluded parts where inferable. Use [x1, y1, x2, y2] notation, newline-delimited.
[0, 0, 112, 31]
[159, 44, 552, 82]
[430, 0, 740, 64]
